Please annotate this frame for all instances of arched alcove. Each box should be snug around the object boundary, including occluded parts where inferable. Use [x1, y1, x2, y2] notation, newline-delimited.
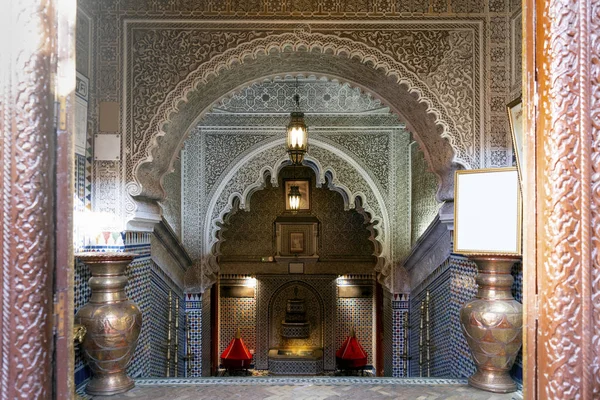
[128, 32, 469, 215]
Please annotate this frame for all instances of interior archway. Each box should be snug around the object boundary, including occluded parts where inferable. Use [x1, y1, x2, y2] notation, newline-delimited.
[130, 40, 465, 214]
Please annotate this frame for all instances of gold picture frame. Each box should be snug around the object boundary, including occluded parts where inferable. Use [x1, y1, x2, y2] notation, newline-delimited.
[289, 232, 304, 253]
[284, 179, 310, 211]
[453, 168, 522, 256]
[507, 96, 523, 184]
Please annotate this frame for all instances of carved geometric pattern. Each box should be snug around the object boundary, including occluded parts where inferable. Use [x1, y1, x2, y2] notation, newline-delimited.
[199, 140, 390, 276]
[410, 142, 441, 245]
[159, 157, 182, 239]
[217, 78, 386, 114]
[125, 24, 471, 169]
[122, 21, 484, 210]
[219, 167, 375, 261]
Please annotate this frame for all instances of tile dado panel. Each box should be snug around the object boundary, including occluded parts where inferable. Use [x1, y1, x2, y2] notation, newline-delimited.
[201, 288, 212, 377]
[336, 297, 375, 366]
[184, 293, 203, 377]
[219, 297, 257, 362]
[219, 275, 377, 372]
[392, 295, 410, 378]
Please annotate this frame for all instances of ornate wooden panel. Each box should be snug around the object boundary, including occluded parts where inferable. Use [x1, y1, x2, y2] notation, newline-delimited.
[0, 0, 56, 398]
[532, 0, 600, 397]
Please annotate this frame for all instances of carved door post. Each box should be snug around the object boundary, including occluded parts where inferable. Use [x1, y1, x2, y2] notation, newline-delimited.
[524, 0, 600, 398]
[0, 0, 75, 398]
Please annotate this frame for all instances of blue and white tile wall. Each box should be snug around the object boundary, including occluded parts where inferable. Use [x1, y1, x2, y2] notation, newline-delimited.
[409, 256, 478, 378]
[336, 297, 374, 366]
[219, 296, 257, 364]
[184, 293, 202, 377]
[383, 291, 393, 376]
[149, 264, 186, 377]
[391, 294, 409, 377]
[202, 288, 212, 376]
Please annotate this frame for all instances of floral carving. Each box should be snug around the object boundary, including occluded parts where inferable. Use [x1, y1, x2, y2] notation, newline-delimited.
[126, 24, 476, 206]
[129, 29, 272, 154]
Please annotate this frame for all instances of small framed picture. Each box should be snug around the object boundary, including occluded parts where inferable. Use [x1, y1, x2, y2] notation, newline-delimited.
[507, 96, 523, 183]
[289, 232, 304, 253]
[284, 179, 311, 211]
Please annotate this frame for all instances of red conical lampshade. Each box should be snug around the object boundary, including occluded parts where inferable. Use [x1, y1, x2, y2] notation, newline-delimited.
[336, 327, 368, 369]
[220, 328, 252, 368]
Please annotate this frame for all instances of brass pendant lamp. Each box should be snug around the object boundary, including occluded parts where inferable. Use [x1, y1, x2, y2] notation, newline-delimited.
[286, 78, 308, 165]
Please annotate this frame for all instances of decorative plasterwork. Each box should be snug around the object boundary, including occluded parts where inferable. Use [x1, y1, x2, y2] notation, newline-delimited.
[124, 20, 484, 207]
[203, 138, 390, 264]
[216, 77, 387, 114]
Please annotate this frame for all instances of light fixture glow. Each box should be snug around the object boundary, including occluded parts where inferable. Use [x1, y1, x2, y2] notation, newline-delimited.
[288, 185, 301, 212]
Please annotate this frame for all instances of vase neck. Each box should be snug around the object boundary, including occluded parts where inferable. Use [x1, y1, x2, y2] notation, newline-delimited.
[473, 258, 517, 300]
[87, 261, 130, 303]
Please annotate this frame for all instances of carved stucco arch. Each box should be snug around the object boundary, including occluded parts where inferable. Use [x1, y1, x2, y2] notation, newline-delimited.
[131, 30, 466, 218]
[185, 138, 393, 291]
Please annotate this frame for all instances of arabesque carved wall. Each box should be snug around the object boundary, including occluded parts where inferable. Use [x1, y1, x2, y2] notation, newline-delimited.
[77, 0, 519, 226]
[219, 167, 375, 261]
[78, 0, 520, 295]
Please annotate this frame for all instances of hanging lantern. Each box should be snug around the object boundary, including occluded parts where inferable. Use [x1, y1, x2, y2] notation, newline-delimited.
[288, 185, 301, 211]
[286, 90, 308, 165]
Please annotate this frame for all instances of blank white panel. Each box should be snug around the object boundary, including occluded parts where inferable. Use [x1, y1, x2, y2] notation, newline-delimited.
[454, 169, 521, 255]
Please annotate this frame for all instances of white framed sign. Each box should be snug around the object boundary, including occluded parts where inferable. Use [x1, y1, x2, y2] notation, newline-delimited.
[454, 168, 521, 255]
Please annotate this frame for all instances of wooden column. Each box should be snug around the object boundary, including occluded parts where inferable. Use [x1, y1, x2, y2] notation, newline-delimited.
[524, 0, 600, 397]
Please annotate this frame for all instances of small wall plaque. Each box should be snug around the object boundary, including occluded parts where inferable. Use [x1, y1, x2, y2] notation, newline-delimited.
[289, 262, 304, 274]
[94, 134, 121, 161]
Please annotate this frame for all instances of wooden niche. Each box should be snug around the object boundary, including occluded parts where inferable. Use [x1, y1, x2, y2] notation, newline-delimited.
[274, 216, 319, 261]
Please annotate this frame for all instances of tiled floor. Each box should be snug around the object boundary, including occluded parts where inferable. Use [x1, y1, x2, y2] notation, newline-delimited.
[90, 378, 522, 400]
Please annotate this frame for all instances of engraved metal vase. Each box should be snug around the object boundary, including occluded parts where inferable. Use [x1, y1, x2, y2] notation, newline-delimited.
[459, 256, 522, 393]
[75, 252, 142, 396]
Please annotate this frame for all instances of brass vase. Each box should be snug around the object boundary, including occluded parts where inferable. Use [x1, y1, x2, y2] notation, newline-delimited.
[459, 256, 522, 393]
[75, 252, 142, 396]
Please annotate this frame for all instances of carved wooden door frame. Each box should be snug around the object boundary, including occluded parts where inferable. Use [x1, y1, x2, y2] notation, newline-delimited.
[523, 0, 600, 398]
[0, 0, 75, 398]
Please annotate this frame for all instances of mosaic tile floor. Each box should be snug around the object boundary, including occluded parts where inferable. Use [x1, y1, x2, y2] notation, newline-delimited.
[90, 377, 523, 400]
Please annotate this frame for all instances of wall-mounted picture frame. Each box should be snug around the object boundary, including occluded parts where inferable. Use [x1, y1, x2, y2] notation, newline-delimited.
[289, 232, 304, 253]
[284, 179, 311, 211]
[454, 168, 522, 256]
[507, 96, 523, 184]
